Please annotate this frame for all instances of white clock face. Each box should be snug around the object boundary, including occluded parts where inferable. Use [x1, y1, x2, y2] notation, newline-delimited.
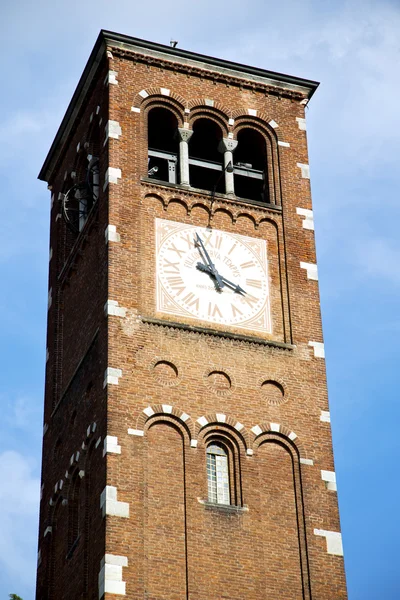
[155, 219, 271, 334]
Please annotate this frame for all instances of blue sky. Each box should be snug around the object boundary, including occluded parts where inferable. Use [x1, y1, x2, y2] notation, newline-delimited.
[1, 0, 399, 598]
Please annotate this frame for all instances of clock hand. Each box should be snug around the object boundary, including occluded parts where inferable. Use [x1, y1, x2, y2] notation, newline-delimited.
[194, 233, 224, 290]
[196, 263, 246, 295]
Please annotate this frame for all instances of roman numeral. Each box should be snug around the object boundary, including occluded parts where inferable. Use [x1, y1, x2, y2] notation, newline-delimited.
[166, 276, 185, 295]
[182, 292, 199, 310]
[213, 234, 222, 250]
[246, 279, 262, 289]
[228, 243, 237, 255]
[180, 234, 195, 249]
[208, 302, 223, 318]
[202, 232, 222, 249]
[163, 258, 180, 273]
[231, 303, 243, 317]
[168, 242, 186, 258]
[240, 260, 256, 269]
[242, 294, 259, 308]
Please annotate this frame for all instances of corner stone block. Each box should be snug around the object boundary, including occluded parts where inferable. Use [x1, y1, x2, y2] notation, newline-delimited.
[100, 485, 129, 518]
[309, 341, 325, 358]
[296, 117, 307, 130]
[103, 367, 122, 388]
[320, 410, 331, 423]
[103, 167, 121, 191]
[104, 70, 118, 85]
[300, 262, 318, 281]
[98, 554, 128, 598]
[104, 120, 122, 144]
[105, 225, 120, 243]
[103, 435, 121, 456]
[314, 529, 343, 556]
[296, 207, 314, 230]
[321, 470, 337, 491]
[104, 300, 127, 317]
[297, 162, 310, 179]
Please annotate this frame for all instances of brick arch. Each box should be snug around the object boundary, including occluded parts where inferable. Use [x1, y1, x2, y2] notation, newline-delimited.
[234, 212, 258, 229]
[210, 206, 235, 225]
[187, 200, 211, 218]
[143, 191, 168, 211]
[136, 404, 194, 440]
[187, 98, 231, 117]
[233, 115, 282, 142]
[251, 422, 306, 458]
[134, 87, 186, 110]
[194, 413, 251, 450]
[139, 95, 185, 128]
[257, 216, 279, 230]
[188, 109, 229, 137]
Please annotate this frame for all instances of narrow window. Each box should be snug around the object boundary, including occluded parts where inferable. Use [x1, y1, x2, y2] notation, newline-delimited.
[147, 107, 178, 183]
[233, 128, 269, 203]
[206, 443, 230, 505]
[189, 118, 224, 193]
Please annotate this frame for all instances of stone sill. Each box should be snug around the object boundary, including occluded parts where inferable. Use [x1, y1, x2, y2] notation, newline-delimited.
[201, 500, 249, 514]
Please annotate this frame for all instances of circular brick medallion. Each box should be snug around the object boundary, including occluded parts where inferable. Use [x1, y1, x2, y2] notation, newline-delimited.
[150, 358, 180, 387]
[259, 378, 287, 406]
[204, 367, 234, 396]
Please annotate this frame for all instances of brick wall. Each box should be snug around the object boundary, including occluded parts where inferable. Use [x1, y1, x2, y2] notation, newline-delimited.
[36, 34, 347, 600]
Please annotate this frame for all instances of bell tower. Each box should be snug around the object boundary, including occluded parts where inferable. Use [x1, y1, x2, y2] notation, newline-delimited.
[36, 30, 348, 600]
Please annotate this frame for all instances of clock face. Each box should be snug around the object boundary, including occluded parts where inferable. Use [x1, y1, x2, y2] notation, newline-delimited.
[155, 219, 271, 334]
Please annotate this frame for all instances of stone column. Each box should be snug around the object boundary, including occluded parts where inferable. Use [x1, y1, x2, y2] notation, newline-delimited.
[177, 128, 193, 186]
[218, 138, 238, 195]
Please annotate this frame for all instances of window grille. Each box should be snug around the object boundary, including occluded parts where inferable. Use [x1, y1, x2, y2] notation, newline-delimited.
[206, 443, 230, 505]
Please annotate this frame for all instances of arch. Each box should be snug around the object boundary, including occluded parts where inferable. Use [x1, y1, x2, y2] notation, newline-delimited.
[232, 119, 282, 206]
[147, 105, 180, 184]
[144, 419, 188, 598]
[189, 110, 229, 137]
[134, 88, 186, 114]
[136, 404, 195, 441]
[234, 212, 258, 229]
[187, 98, 232, 120]
[230, 110, 283, 141]
[198, 424, 245, 507]
[251, 422, 307, 458]
[256, 433, 312, 599]
[195, 413, 251, 450]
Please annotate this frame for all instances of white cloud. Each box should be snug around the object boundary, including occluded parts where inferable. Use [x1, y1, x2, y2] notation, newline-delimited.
[0, 451, 40, 588]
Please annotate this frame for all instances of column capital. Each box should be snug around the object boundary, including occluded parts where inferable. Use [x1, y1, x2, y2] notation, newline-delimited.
[218, 138, 238, 153]
[177, 128, 193, 143]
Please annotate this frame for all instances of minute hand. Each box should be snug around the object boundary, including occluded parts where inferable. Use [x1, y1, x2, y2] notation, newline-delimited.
[219, 274, 246, 295]
[194, 233, 224, 289]
[196, 263, 246, 295]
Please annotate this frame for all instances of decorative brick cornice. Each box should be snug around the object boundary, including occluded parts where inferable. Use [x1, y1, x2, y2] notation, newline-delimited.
[141, 316, 294, 351]
[141, 180, 282, 228]
[110, 46, 307, 102]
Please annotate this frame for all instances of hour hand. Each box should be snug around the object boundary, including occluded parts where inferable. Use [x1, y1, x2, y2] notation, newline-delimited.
[194, 233, 224, 290]
[196, 262, 224, 292]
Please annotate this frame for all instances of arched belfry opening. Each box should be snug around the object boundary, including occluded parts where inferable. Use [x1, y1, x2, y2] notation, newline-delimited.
[189, 118, 224, 193]
[147, 107, 179, 183]
[233, 128, 269, 203]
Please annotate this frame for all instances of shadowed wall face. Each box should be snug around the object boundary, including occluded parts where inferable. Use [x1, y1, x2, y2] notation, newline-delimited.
[145, 423, 187, 600]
